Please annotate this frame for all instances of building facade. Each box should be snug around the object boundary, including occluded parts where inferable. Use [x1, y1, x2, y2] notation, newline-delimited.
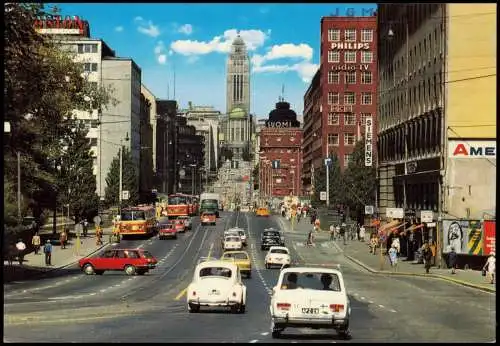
[302, 15, 378, 194]
[259, 101, 303, 199]
[176, 116, 205, 195]
[139, 93, 154, 202]
[156, 100, 177, 195]
[377, 4, 496, 261]
[141, 84, 158, 173]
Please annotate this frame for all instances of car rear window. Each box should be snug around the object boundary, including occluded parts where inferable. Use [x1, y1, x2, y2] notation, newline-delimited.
[200, 267, 232, 278]
[225, 237, 240, 242]
[281, 272, 341, 292]
[270, 249, 288, 254]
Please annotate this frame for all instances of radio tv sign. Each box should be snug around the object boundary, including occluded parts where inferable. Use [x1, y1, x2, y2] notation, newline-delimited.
[365, 116, 373, 167]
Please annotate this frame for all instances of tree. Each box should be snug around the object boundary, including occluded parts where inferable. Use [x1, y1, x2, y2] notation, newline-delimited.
[104, 147, 139, 207]
[342, 139, 377, 221]
[252, 163, 259, 190]
[312, 154, 344, 207]
[57, 122, 99, 222]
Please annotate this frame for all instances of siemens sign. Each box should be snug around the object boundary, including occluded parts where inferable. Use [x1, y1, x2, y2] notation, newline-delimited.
[448, 140, 496, 158]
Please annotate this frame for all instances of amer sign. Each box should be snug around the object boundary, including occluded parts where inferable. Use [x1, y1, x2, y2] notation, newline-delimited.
[448, 140, 496, 159]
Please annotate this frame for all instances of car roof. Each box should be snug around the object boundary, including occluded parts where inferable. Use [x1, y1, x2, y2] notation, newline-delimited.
[227, 227, 245, 231]
[269, 246, 289, 251]
[108, 248, 144, 252]
[223, 250, 249, 255]
[281, 267, 342, 275]
[196, 260, 238, 270]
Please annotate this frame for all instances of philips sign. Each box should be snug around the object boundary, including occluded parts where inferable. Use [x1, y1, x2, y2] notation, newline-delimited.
[448, 140, 496, 159]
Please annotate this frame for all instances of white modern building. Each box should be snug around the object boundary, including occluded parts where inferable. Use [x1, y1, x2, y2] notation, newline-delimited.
[141, 84, 158, 173]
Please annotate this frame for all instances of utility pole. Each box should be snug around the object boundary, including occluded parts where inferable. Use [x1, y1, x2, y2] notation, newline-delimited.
[119, 144, 123, 213]
[326, 142, 330, 207]
[17, 151, 21, 219]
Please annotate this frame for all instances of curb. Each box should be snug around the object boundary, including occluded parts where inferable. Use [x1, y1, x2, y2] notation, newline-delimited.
[344, 254, 496, 294]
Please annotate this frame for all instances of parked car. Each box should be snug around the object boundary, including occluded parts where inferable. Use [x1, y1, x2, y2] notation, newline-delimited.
[78, 248, 158, 276]
[187, 260, 247, 313]
[269, 267, 351, 339]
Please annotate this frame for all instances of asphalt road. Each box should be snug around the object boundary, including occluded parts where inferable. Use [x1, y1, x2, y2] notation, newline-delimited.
[4, 212, 496, 343]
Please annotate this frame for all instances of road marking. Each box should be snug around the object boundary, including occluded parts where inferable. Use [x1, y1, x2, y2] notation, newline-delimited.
[378, 304, 385, 308]
[114, 284, 121, 287]
[353, 293, 358, 295]
[207, 242, 214, 259]
[249, 340, 258, 343]
[389, 309, 397, 312]
[100, 289, 106, 292]
[175, 287, 187, 301]
[360, 296, 366, 300]
[260, 332, 269, 336]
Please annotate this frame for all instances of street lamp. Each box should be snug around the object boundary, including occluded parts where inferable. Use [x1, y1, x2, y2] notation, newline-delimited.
[119, 132, 130, 213]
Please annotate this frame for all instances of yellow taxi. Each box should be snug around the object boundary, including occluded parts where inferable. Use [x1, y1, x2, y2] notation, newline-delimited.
[255, 207, 270, 217]
[221, 251, 252, 278]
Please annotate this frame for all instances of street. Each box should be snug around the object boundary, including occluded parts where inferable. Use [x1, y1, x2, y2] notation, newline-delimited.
[4, 211, 496, 343]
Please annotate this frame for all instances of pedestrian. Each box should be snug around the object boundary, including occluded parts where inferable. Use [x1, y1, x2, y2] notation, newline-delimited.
[83, 218, 88, 237]
[329, 224, 335, 241]
[448, 247, 458, 274]
[15, 239, 26, 265]
[391, 236, 401, 256]
[96, 223, 103, 246]
[370, 233, 377, 254]
[60, 229, 68, 249]
[306, 229, 315, 247]
[32, 232, 41, 255]
[43, 240, 53, 266]
[388, 245, 398, 270]
[483, 253, 495, 284]
[356, 223, 361, 241]
[422, 243, 433, 274]
[359, 225, 366, 242]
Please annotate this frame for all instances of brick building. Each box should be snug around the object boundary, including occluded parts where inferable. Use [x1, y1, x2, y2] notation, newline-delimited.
[259, 100, 302, 198]
[302, 15, 378, 193]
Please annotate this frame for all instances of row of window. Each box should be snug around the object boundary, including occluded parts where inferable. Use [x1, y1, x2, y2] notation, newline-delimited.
[327, 92, 373, 105]
[77, 43, 99, 54]
[327, 29, 374, 43]
[264, 148, 300, 154]
[328, 71, 373, 85]
[327, 112, 372, 126]
[327, 50, 373, 64]
[327, 133, 359, 146]
[80, 119, 99, 129]
[393, 182, 439, 212]
[83, 63, 98, 72]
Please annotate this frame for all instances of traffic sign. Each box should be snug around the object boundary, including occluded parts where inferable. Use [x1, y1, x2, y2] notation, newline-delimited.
[320, 191, 327, 201]
[324, 158, 332, 166]
[365, 205, 374, 215]
[179, 169, 186, 178]
[122, 190, 130, 200]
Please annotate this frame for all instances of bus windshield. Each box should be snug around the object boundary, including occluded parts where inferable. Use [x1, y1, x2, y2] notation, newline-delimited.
[169, 195, 187, 205]
[121, 210, 146, 221]
[201, 199, 218, 208]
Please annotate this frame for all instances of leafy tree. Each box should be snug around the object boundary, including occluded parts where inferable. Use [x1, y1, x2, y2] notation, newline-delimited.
[104, 147, 139, 207]
[342, 139, 376, 221]
[252, 163, 259, 190]
[57, 122, 99, 222]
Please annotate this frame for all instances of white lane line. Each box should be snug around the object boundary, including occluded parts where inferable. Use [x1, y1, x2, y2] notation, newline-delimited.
[353, 292, 358, 296]
[378, 304, 385, 308]
[100, 289, 106, 292]
[369, 300, 374, 304]
[89, 293, 96, 296]
[360, 296, 366, 300]
[389, 309, 397, 312]
[249, 340, 258, 343]
[114, 284, 121, 287]
[260, 332, 269, 336]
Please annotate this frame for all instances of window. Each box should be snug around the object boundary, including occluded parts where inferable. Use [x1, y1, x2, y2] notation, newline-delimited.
[328, 112, 340, 125]
[328, 71, 340, 84]
[361, 71, 372, 84]
[361, 113, 371, 125]
[344, 92, 355, 105]
[83, 63, 98, 72]
[328, 92, 340, 105]
[361, 51, 373, 63]
[344, 114, 356, 125]
[328, 29, 340, 41]
[89, 138, 98, 146]
[344, 51, 356, 63]
[328, 134, 339, 146]
[361, 92, 372, 105]
[328, 50, 340, 63]
[361, 29, 373, 42]
[91, 120, 99, 128]
[344, 153, 352, 167]
[345, 71, 356, 84]
[344, 133, 356, 146]
[78, 44, 98, 54]
[344, 29, 356, 41]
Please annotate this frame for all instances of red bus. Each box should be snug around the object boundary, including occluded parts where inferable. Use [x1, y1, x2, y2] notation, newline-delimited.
[185, 194, 199, 216]
[119, 205, 156, 237]
[167, 194, 190, 218]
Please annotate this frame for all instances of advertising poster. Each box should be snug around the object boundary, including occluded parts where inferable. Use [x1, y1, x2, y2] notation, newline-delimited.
[442, 220, 482, 255]
[483, 220, 496, 255]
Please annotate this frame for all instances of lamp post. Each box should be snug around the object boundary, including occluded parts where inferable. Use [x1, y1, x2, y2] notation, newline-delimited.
[119, 133, 130, 213]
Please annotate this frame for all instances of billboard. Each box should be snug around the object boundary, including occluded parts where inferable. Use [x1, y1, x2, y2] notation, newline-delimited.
[448, 140, 496, 159]
[483, 220, 496, 255]
[442, 220, 482, 255]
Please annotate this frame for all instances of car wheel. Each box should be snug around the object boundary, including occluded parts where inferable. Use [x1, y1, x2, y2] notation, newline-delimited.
[174, 235, 178, 239]
[239, 302, 246, 314]
[271, 321, 282, 338]
[230, 304, 240, 314]
[83, 264, 95, 275]
[338, 328, 351, 340]
[95, 270, 104, 275]
[124, 265, 136, 276]
[261, 246, 265, 251]
[247, 272, 251, 279]
[265, 263, 270, 269]
[188, 303, 200, 313]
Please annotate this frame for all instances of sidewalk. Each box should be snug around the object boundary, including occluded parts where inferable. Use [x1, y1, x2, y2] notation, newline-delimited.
[276, 216, 495, 293]
[3, 227, 113, 283]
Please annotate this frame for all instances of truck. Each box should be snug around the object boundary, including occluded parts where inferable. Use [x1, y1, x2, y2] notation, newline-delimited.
[199, 193, 221, 218]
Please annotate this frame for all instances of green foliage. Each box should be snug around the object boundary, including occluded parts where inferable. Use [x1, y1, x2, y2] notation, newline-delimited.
[252, 163, 259, 190]
[104, 147, 139, 207]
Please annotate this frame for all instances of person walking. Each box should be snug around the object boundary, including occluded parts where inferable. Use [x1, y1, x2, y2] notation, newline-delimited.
[422, 243, 433, 274]
[15, 239, 27, 265]
[483, 253, 495, 284]
[32, 232, 41, 255]
[340, 223, 347, 245]
[329, 224, 335, 241]
[359, 224, 366, 243]
[95, 223, 103, 246]
[388, 245, 398, 271]
[306, 228, 315, 247]
[448, 247, 458, 274]
[59, 229, 68, 249]
[82, 218, 88, 237]
[43, 240, 53, 266]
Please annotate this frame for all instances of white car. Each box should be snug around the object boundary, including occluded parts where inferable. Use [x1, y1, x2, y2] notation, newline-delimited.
[187, 260, 247, 313]
[177, 216, 192, 230]
[269, 267, 351, 339]
[227, 227, 247, 246]
[224, 236, 243, 251]
[265, 246, 291, 269]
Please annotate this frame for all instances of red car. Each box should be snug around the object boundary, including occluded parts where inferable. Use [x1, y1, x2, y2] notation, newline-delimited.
[159, 222, 177, 239]
[79, 248, 157, 276]
[174, 219, 186, 233]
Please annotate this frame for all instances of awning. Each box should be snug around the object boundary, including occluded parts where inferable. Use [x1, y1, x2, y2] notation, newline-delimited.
[378, 220, 401, 235]
[388, 223, 406, 235]
[404, 224, 425, 232]
[370, 219, 381, 227]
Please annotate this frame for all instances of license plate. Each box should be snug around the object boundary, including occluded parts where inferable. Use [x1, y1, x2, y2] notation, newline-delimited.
[275, 257, 282, 261]
[209, 290, 220, 295]
[302, 308, 319, 314]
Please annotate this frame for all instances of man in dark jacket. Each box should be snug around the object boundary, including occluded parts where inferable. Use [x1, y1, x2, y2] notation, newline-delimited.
[448, 247, 458, 274]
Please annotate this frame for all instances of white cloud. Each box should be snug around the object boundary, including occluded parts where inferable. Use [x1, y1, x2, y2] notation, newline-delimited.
[138, 20, 160, 37]
[265, 43, 313, 61]
[154, 41, 166, 55]
[157, 54, 167, 65]
[114, 26, 124, 32]
[134, 16, 143, 22]
[178, 24, 193, 35]
[170, 28, 270, 56]
[253, 60, 319, 83]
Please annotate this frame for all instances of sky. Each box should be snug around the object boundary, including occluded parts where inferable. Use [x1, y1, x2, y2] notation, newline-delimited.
[55, 3, 377, 119]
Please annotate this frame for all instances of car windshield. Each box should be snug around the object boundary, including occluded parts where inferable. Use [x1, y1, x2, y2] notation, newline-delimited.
[225, 237, 240, 242]
[271, 249, 288, 254]
[263, 231, 279, 237]
[199, 267, 232, 278]
[169, 195, 187, 205]
[201, 199, 218, 207]
[121, 210, 146, 221]
[238, 231, 245, 236]
[224, 252, 248, 260]
[280, 272, 341, 292]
